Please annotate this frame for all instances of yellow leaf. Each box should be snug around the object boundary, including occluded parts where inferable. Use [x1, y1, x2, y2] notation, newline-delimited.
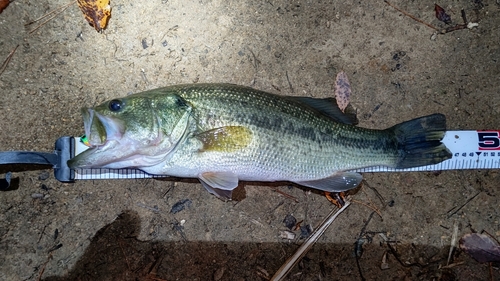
[77, 0, 111, 32]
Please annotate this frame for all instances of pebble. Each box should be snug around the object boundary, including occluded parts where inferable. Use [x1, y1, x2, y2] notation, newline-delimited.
[31, 193, 44, 199]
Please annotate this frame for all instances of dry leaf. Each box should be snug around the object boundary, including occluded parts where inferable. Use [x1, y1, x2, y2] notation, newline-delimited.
[459, 233, 500, 263]
[0, 0, 10, 14]
[334, 71, 351, 113]
[77, 0, 111, 32]
[435, 4, 452, 24]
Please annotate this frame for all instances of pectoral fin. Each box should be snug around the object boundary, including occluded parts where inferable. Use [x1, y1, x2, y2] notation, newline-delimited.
[196, 126, 253, 152]
[295, 172, 363, 192]
[199, 171, 239, 200]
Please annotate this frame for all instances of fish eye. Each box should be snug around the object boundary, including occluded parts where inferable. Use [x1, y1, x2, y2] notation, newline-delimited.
[108, 99, 124, 112]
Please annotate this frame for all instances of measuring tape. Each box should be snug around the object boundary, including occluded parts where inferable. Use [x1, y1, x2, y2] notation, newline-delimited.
[71, 130, 500, 181]
[355, 130, 500, 172]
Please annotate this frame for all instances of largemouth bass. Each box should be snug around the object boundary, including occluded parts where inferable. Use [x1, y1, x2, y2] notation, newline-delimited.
[68, 83, 452, 199]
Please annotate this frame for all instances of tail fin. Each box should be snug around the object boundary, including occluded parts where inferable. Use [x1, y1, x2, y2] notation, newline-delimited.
[390, 114, 452, 169]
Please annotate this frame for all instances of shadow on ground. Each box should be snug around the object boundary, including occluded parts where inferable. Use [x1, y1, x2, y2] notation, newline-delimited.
[43, 211, 493, 281]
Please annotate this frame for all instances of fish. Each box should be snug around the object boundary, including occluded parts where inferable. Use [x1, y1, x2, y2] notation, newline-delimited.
[68, 83, 452, 200]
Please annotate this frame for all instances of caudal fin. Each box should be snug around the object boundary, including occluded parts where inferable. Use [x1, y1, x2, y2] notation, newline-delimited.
[390, 114, 452, 169]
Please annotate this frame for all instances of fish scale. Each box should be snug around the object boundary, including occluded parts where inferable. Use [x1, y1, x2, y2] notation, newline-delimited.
[182, 89, 345, 175]
[177, 85, 398, 173]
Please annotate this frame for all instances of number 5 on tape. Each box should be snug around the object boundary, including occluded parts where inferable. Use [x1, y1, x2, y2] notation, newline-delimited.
[478, 131, 500, 150]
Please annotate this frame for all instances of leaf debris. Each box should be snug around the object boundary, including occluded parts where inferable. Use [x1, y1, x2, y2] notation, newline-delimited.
[435, 4, 452, 24]
[334, 71, 351, 113]
[459, 233, 500, 263]
[77, 0, 111, 32]
[0, 0, 10, 14]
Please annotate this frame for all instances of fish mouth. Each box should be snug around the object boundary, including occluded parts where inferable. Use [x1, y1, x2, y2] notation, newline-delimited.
[82, 108, 124, 148]
[68, 108, 126, 169]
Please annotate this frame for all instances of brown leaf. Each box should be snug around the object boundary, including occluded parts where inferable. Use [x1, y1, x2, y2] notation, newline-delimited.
[77, 0, 111, 32]
[459, 233, 500, 263]
[435, 4, 452, 24]
[334, 71, 351, 113]
[0, 0, 10, 14]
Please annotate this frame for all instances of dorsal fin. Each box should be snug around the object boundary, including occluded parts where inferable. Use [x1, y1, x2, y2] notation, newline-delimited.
[289, 97, 358, 125]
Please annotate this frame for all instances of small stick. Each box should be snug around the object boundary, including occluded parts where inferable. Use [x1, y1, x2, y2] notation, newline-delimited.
[447, 192, 480, 219]
[444, 24, 467, 33]
[354, 211, 376, 281]
[352, 199, 382, 218]
[447, 220, 459, 265]
[285, 71, 294, 93]
[270, 201, 351, 281]
[25, 1, 74, 26]
[384, 0, 440, 32]
[439, 261, 465, 269]
[270, 187, 299, 203]
[27, 1, 76, 34]
[37, 254, 53, 281]
[362, 180, 386, 206]
[0, 45, 18, 77]
[461, 9, 468, 24]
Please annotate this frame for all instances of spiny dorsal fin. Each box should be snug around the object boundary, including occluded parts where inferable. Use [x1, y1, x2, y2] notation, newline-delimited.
[289, 97, 358, 125]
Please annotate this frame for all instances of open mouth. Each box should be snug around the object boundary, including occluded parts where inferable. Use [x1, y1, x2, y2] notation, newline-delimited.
[82, 108, 107, 147]
[68, 109, 126, 169]
[81, 107, 126, 148]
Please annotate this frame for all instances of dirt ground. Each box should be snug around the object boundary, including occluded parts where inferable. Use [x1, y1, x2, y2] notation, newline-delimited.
[0, 0, 499, 280]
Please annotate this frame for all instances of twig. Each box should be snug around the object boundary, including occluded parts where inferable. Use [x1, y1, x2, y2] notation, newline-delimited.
[447, 220, 459, 265]
[385, 2, 475, 35]
[0, 45, 18, 77]
[439, 261, 465, 269]
[285, 71, 294, 93]
[386, 242, 425, 268]
[26, 1, 76, 34]
[384, 0, 440, 32]
[247, 47, 261, 70]
[270, 187, 299, 203]
[37, 254, 53, 281]
[362, 180, 386, 206]
[270, 201, 351, 281]
[351, 199, 382, 218]
[447, 192, 480, 219]
[37, 224, 48, 243]
[461, 9, 468, 24]
[444, 24, 467, 33]
[354, 211, 376, 281]
[172, 218, 187, 242]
